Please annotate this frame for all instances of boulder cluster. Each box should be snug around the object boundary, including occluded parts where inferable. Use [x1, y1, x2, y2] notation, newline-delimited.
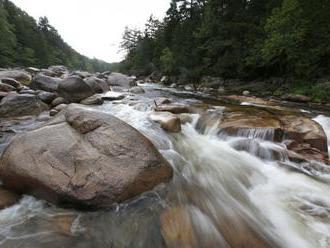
[0, 66, 173, 209]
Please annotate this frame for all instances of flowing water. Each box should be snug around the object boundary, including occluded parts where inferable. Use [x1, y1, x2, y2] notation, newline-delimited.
[1, 84, 330, 247]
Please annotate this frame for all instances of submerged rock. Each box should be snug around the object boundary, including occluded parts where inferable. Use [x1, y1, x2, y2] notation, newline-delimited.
[0, 104, 172, 209]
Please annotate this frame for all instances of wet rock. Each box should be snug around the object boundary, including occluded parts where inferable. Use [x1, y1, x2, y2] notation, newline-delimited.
[107, 73, 136, 89]
[150, 112, 181, 133]
[222, 95, 277, 106]
[0, 104, 172, 209]
[0, 82, 16, 92]
[179, 113, 193, 124]
[155, 104, 192, 114]
[130, 86, 145, 94]
[219, 109, 281, 137]
[1, 78, 22, 89]
[51, 97, 68, 107]
[279, 115, 328, 154]
[208, 107, 329, 163]
[30, 74, 61, 92]
[0, 187, 19, 210]
[58, 76, 94, 103]
[0, 92, 48, 117]
[0, 70, 32, 85]
[155, 97, 171, 105]
[281, 94, 311, 103]
[101, 92, 125, 101]
[84, 76, 109, 93]
[38, 91, 58, 104]
[80, 95, 104, 105]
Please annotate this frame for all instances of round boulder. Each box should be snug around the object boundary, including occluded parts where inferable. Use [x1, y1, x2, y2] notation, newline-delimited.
[58, 76, 94, 103]
[0, 104, 173, 209]
[84, 76, 109, 94]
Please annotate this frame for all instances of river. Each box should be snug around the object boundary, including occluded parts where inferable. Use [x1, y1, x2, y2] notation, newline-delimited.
[0, 83, 330, 247]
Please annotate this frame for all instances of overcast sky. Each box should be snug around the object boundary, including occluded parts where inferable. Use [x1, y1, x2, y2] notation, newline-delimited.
[11, 0, 170, 63]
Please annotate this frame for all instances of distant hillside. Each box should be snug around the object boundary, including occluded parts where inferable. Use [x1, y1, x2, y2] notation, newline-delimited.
[0, 0, 113, 72]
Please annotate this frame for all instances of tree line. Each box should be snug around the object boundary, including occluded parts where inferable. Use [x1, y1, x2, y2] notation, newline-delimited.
[120, 0, 330, 84]
[0, 0, 112, 72]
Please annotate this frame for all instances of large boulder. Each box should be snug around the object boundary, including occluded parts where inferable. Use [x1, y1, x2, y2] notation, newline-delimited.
[0, 70, 32, 85]
[30, 74, 61, 92]
[107, 73, 135, 89]
[84, 76, 109, 93]
[0, 104, 173, 209]
[0, 92, 48, 117]
[58, 76, 94, 103]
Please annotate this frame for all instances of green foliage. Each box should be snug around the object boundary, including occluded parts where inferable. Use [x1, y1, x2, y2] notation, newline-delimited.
[0, 0, 112, 72]
[160, 48, 175, 75]
[120, 0, 330, 87]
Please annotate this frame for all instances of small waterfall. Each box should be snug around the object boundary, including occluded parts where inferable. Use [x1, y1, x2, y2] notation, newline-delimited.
[314, 115, 330, 156]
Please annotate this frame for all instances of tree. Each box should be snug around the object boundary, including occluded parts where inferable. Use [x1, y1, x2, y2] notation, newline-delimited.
[0, 1, 16, 66]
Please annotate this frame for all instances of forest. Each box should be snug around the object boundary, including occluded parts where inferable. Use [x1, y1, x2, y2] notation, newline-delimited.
[0, 0, 112, 72]
[120, 0, 330, 99]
